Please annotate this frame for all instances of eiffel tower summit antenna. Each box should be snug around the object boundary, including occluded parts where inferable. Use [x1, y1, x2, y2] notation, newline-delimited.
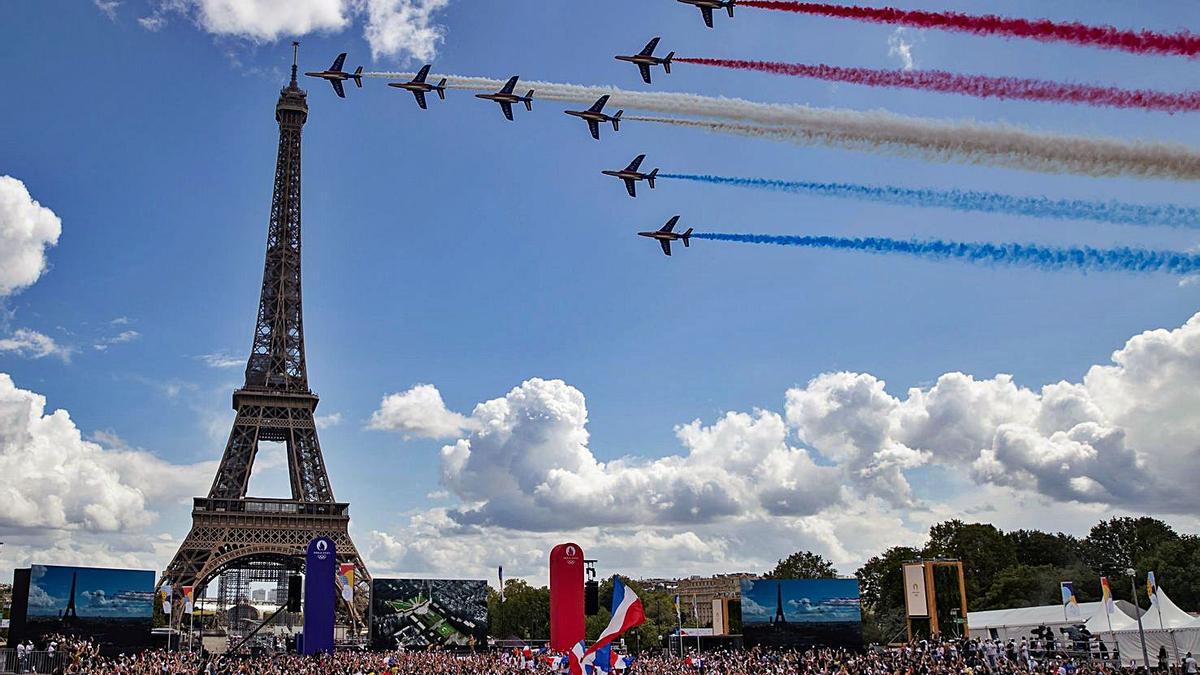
[159, 44, 368, 628]
[290, 41, 299, 88]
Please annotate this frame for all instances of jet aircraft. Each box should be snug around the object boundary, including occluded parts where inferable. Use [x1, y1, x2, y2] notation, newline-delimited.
[564, 95, 623, 140]
[304, 52, 363, 98]
[677, 0, 736, 28]
[638, 216, 693, 256]
[387, 65, 447, 109]
[615, 37, 674, 84]
[475, 76, 534, 121]
[602, 154, 659, 198]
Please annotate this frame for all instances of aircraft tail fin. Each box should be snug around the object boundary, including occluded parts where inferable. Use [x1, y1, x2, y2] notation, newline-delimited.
[524, 91, 535, 110]
[727, 3, 735, 17]
[648, 168, 658, 189]
[353, 65, 364, 87]
[612, 110, 623, 131]
[683, 228, 693, 247]
[664, 52, 674, 74]
[436, 79, 447, 99]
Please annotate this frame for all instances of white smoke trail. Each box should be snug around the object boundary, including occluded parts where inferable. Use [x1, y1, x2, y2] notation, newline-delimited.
[367, 71, 1200, 180]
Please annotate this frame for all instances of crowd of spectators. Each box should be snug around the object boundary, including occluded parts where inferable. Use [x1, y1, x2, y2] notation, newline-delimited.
[4, 634, 1198, 675]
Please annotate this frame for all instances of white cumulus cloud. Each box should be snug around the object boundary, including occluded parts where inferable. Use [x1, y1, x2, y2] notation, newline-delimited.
[0, 176, 62, 298]
[374, 378, 842, 531]
[0, 373, 213, 532]
[140, 0, 452, 62]
[369, 383, 474, 439]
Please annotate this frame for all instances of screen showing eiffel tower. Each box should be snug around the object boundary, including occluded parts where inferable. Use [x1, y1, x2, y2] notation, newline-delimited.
[24, 564, 155, 652]
[740, 579, 863, 649]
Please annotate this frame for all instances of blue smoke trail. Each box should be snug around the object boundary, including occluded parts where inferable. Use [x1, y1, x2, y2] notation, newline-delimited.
[660, 174, 1200, 228]
[692, 232, 1200, 275]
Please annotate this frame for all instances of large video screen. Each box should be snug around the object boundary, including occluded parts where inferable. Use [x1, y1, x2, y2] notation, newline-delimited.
[370, 578, 488, 650]
[740, 579, 862, 649]
[26, 565, 155, 652]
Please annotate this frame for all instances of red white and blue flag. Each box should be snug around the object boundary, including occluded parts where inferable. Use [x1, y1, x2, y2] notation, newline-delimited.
[586, 577, 645, 657]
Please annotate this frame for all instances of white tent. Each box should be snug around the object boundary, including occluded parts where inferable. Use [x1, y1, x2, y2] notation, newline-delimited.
[1084, 600, 1140, 633]
[1144, 590, 1199, 629]
[1087, 590, 1200, 668]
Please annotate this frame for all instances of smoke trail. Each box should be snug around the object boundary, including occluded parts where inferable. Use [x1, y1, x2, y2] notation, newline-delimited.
[675, 58, 1200, 114]
[367, 72, 1200, 180]
[660, 174, 1200, 228]
[692, 232, 1200, 275]
[630, 116, 1200, 181]
[739, 2, 1200, 57]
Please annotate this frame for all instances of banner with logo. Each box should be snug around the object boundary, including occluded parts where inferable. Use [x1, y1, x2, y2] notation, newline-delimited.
[1061, 582, 1080, 618]
[338, 563, 355, 603]
[549, 543, 585, 651]
[182, 586, 194, 614]
[162, 586, 173, 615]
[303, 537, 337, 655]
[903, 563, 928, 617]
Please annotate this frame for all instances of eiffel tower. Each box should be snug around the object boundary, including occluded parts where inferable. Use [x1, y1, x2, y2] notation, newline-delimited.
[159, 45, 369, 615]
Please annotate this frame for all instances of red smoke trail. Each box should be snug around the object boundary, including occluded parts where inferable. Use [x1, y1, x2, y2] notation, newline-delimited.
[738, 2, 1200, 57]
[675, 58, 1200, 113]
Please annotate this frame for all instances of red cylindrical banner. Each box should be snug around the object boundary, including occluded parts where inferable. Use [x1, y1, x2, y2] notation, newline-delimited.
[549, 542, 585, 650]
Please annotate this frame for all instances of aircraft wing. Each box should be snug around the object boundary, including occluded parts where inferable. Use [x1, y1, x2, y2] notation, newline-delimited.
[500, 76, 519, 95]
[660, 239, 672, 256]
[700, 6, 714, 27]
[331, 79, 346, 98]
[331, 52, 347, 72]
[413, 90, 428, 109]
[414, 64, 431, 83]
[624, 179, 637, 198]
[589, 95, 609, 113]
[638, 63, 653, 84]
[640, 37, 661, 56]
[626, 154, 646, 172]
[500, 101, 514, 121]
[661, 216, 679, 233]
[588, 119, 600, 140]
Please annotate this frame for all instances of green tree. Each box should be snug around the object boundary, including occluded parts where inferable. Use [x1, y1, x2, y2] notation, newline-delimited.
[1006, 530, 1086, 569]
[488, 579, 551, 640]
[924, 520, 1017, 609]
[979, 564, 1066, 609]
[1084, 517, 1178, 594]
[1139, 535, 1200, 611]
[855, 546, 920, 644]
[763, 551, 838, 579]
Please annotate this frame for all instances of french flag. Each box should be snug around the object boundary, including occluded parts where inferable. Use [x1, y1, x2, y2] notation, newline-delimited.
[586, 577, 645, 657]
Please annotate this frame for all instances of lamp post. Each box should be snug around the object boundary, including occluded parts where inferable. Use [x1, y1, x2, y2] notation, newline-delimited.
[1127, 568, 1150, 668]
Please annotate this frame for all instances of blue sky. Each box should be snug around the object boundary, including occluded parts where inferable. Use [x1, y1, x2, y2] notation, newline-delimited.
[2, 0, 1200, 587]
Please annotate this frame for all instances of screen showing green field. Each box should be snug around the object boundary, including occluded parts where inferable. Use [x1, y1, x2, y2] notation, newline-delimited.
[370, 578, 488, 649]
[740, 578, 862, 649]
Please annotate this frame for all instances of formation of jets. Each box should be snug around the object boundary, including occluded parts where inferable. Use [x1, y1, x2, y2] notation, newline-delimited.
[301, 18, 732, 257]
[638, 216, 693, 256]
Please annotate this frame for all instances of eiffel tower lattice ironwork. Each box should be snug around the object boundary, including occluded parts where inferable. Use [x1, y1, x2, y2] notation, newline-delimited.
[159, 46, 369, 613]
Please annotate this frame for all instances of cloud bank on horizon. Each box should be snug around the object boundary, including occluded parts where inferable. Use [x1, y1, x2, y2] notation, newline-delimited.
[361, 310, 1200, 577]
